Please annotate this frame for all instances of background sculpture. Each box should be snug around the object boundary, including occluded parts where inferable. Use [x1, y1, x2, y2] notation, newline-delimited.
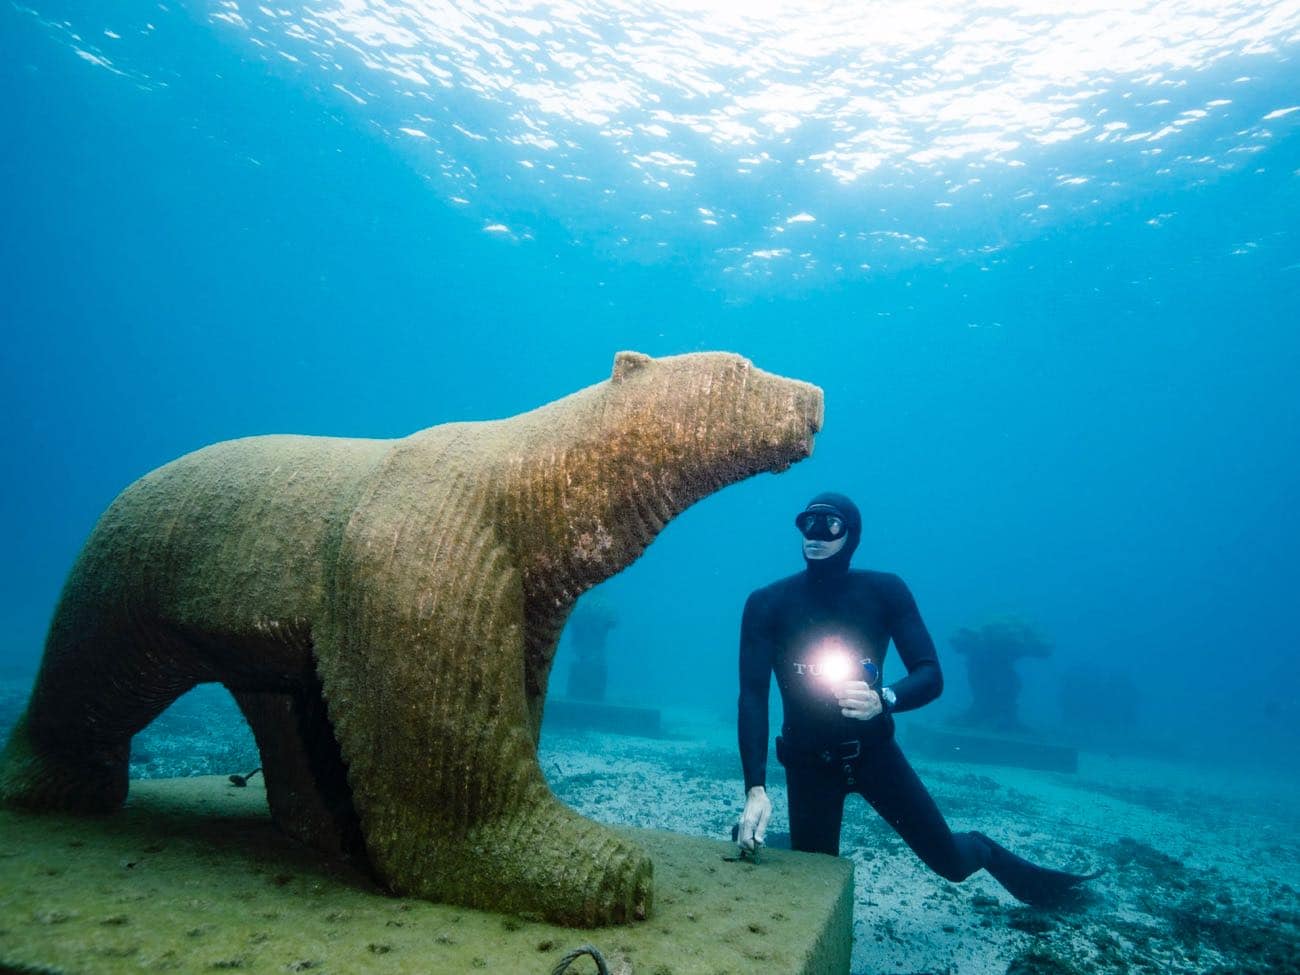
[949, 616, 1052, 733]
[565, 598, 618, 702]
[0, 350, 823, 926]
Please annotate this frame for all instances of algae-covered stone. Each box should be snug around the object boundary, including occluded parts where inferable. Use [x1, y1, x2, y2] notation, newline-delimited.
[0, 351, 822, 927]
[0, 777, 854, 974]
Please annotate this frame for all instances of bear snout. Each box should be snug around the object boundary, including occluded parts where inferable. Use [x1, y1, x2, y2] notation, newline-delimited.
[806, 383, 825, 436]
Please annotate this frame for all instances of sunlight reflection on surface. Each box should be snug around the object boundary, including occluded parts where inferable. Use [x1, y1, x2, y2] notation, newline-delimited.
[221, 1, 1300, 164]
[35, 0, 1300, 285]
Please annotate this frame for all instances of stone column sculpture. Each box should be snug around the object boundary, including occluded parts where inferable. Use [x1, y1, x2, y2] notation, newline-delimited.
[565, 598, 617, 702]
[949, 617, 1052, 733]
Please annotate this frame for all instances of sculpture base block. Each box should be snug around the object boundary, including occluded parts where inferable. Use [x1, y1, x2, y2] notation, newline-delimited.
[544, 697, 663, 737]
[903, 723, 1079, 773]
[0, 776, 853, 975]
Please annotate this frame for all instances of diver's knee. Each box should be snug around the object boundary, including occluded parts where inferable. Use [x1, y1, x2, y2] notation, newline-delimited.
[931, 834, 988, 882]
[934, 859, 973, 883]
[791, 835, 839, 856]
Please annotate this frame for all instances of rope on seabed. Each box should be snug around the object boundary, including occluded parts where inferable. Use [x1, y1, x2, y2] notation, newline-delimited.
[550, 944, 611, 975]
[228, 767, 262, 787]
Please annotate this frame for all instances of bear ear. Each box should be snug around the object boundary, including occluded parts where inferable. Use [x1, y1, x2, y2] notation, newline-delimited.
[611, 350, 653, 383]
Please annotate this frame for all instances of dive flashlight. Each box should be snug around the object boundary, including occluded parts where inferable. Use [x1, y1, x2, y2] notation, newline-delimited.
[813, 639, 879, 689]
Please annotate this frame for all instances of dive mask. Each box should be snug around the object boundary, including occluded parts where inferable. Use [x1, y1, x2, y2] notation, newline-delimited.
[795, 505, 847, 541]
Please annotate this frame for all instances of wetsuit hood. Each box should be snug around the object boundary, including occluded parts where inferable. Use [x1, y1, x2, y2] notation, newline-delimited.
[800, 491, 861, 577]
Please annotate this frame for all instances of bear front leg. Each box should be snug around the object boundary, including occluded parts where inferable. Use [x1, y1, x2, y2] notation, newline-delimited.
[452, 781, 654, 925]
[344, 720, 654, 926]
[232, 678, 365, 859]
[310, 624, 653, 925]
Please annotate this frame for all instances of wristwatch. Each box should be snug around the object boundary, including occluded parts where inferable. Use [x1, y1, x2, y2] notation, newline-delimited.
[880, 686, 897, 713]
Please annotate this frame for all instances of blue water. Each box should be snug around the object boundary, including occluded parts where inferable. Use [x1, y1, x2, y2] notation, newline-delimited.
[2, 0, 1299, 781]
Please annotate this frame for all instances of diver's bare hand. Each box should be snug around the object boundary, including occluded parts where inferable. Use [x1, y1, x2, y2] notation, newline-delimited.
[837, 680, 882, 721]
[737, 786, 771, 852]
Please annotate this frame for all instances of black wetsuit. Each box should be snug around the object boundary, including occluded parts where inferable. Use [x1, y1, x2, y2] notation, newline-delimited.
[738, 498, 1098, 904]
[738, 567, 992, 878]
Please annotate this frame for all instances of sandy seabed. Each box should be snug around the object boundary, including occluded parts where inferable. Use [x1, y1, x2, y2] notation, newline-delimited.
[2, 680, 1297, 975]
[541, 707, 1300, 975]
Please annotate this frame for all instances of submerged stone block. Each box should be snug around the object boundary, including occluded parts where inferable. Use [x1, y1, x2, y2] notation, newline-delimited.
[543, 697, 664, 737]
[904, 722, 1079, 774]
[0, 776, 855, 975]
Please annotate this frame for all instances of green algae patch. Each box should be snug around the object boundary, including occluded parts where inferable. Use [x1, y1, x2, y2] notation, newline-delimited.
[0, 776, 852, 974]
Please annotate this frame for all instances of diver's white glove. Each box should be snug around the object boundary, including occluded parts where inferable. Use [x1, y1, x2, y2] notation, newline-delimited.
[837, 680, 882, 721]
[736, 786, 771, 852]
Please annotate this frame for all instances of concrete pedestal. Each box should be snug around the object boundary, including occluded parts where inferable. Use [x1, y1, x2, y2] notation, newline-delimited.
[903, 722, 1079, 773]
[0, 777, 852, 975]
[544, 697, 663, 738]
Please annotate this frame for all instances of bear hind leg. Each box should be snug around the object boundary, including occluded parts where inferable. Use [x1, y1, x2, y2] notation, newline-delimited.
[0, 708, 133, 813]
[1, 626, 200, 813]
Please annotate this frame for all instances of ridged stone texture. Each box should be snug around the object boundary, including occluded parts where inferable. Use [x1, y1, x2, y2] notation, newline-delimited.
[0, 350, 823, 926]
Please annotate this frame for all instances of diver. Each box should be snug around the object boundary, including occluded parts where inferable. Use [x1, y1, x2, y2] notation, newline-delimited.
[734, 492, 1098, 906]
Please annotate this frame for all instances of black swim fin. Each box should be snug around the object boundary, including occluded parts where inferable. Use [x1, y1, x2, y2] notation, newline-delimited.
[974, 832, 1103, 907]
